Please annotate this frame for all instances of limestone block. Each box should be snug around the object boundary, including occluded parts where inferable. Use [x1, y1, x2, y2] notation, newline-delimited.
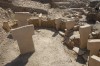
[28, 17, 39, 27]
[41, 17, 48, 27]
[89, 55, 100, 66]
[15, 12, 32, 27]
[87, 39, 100, 56]
[65, 19, 76, 30]
[65, 29, 68, 36]
[47, 19, 55, 28]
[70, 34, 80, 46]
[3, 21, 11, 32]
[67, 39, 74, 48]
[55, 18, 61, 30]
[69, 31, 80, 46]
[11, 25, 35, 54]
[79, 24, 91, 49]
[73, 47, 85, 55]
[59, 31, 65, 37]
[60, 21, 66, 30]
[38, 13, 42, 27]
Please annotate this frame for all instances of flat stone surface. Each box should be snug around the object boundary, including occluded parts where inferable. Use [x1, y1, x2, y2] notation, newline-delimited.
[11, 25, 35, 54]
[73, 47, 85, 55]
[15, 12, 32, 27]
[65, 19, 76, 30]
[79, 24, 91, 49]
[87, 39, 100, 56]
[89, 55, 100, 66]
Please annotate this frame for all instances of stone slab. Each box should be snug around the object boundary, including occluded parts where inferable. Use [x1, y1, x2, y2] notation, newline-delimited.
[79, 24, 91, 49]
[89, 55, 100, 66]
[15, 12, 32, 27]
[73, 47, 85, 55]
[87, 39, 100, 56]
[11, 24, 35, 54]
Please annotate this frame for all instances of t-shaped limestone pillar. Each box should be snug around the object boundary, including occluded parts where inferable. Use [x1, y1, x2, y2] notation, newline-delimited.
[15, 12, 32, 27]
[11, 25, 35, 54]
[89, 55, 100, 66]
[79, 24, 91, 49]
[87, 39, 100, 56]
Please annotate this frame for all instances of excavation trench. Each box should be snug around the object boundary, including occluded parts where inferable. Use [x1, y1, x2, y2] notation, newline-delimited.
[0, 26, 85, 66]
[1, 28, 68, 66]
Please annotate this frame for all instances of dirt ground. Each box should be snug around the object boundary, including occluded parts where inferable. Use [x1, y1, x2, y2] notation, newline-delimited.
[0, 28, 87, 66]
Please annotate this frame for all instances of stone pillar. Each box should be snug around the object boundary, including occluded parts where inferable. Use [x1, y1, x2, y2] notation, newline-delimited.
[38, 13, 42, 27]
[79, 24, 91, 49]
[87, 39, 100, 56]
[15, 12, 32, 27]
[65, 29, 68, 36]
[55, 18, 61, 30]
[3, 21, 11, 32]
[89, 55, 100, 66]
[11, 24, 35, 54]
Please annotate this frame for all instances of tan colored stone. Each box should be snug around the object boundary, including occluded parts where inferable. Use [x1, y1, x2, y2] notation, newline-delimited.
[73, 47, 85, 55]
[79, 24, 91, 49]
[65, 19, 76, 30]
[55, 18, 61, 30]
[87, 39, 100, 56]
[3, 21, 11, 32]
[89, 55, 100, 66]
[38, 13, 42, 27]
[65, 29, 68, 36]
[11, 24, 35, 54]
[15, 12, 32, 27]
[70, 31, 80, 40]
[59, 31, 65, 37]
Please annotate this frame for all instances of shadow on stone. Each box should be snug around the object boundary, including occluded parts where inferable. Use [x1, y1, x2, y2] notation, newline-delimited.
[32, 0, 51, 3]
[5, 52, 33, 66]
[52, 31, 59, 37]
[7, 34, 13, 39]
[76, 55, 86, 64]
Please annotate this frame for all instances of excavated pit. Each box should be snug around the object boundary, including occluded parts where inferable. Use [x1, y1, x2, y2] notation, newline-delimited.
[0, 27, 87, 66]
[0, 0, 100, 66]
